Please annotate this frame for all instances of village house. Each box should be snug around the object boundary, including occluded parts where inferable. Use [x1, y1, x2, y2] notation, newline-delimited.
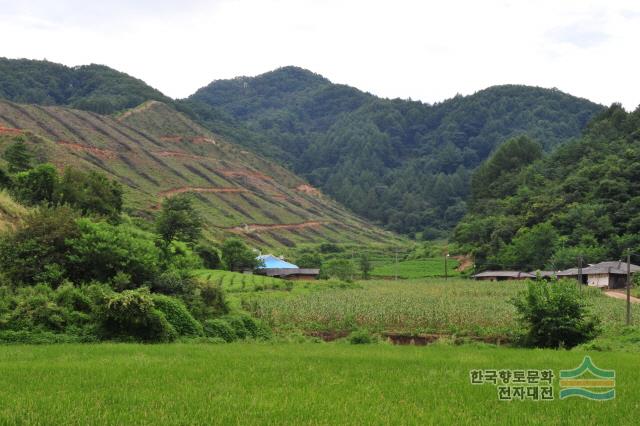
[557, 261, 640, 289]
[472, 271, 535, 281]
[254, 254, 320, 280]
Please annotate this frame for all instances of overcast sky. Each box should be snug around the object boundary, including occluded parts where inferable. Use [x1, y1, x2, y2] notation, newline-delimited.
[0, 0, 638, 109]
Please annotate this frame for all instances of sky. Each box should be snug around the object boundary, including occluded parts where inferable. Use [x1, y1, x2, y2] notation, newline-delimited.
[0, 0, 638, 109]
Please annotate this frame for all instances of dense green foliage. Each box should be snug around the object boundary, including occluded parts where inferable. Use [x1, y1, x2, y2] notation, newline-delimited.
[221, 238, 260, 271]
[155, 195, 202, 245]
[0, 58, 170, 114]
[512, 280, 600, 348]
[187, 66, 602, 234]
[455, 105, 640, 270]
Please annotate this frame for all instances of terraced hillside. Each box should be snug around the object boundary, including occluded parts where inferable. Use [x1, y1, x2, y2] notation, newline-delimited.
[0, 100, 400, 248]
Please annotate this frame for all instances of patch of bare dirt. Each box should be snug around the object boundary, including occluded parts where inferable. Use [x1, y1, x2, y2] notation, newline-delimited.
[192, 136, 217, 145]
[453, 255, 473, 272]
[159, 187, 248, 197]
[57, 141, 117, 160]
[159, 136, 183, 143]
[155, 150, 206, 160]
[604, 290, 640, 303]
[296, 184, 321, 196]
[116, 100, 160, 121]
[228, 221, 328, 233]
[0, 126, 23, 135]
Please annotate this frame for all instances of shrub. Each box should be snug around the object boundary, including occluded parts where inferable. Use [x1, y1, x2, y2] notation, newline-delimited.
[99, 288, 176, 342]
[196, 244, 222, 269]
[512, 280, 600, 348]
[199, 281, 229, 316]
[66, 219, 161, 286]
[152, 294, 203, 337]
[0, 206, 79, 286]
[348, 329, 377, 344]
[203, 319, 237, 342]
[222, 314, 271, 340]
[54, 283, 92, 313]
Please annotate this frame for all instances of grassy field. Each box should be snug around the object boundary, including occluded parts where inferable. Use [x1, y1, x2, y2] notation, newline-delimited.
[244, 279, 640, 341]
[371, 258, 460, 279]
[0, 343, 637, 424]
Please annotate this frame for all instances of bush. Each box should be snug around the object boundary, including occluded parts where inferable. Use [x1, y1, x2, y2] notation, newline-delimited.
[99, 288, 176, 342]
[0, 206, 79, 286]
[66, 219, 161, 286]
[512, 280, 600, 348]
[152, 294, 203, 337]
[223, 314, 271, 340]
[196, 244, 222, 269]
[203, 319, 237, 342]
[348, 329, 377, 344]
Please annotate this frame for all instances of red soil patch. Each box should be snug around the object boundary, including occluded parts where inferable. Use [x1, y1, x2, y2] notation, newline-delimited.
[159, 136, 183, 143]
[192, 136, 217, 145]
[296, 184, 321, 196]
[57, 141, 117, 160]
[155, 151, 206, 160]
[228, 221, 328, 233]
[159, 187, 248, 197]
[0, 126, 23, 135]
[218, 169, 273, 181]
[453, 255, 473, 272]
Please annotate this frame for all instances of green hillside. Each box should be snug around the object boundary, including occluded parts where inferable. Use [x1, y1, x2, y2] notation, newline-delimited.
[0, 99, 399, 249]
[188, 67, 604, 235]
[454, 104, 640, 270]
[0, 58, 170, 114]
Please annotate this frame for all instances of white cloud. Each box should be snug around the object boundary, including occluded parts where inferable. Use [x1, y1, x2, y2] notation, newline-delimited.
[0, 0, 638, 109]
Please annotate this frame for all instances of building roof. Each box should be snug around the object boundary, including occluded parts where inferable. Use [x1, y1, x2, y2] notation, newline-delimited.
[591, 261, 640, 272]
[558, 266, 627, 276]
[472, 271, 536, 279]
[257, 254, 298, 269]
[529, 270, 557, 277]
[259, 268, 320, 277]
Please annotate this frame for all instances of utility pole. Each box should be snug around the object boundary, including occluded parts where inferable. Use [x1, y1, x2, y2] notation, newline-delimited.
[444, 253, 449, 281]
[577, 255, 583, 290]
[627, 252, 631, 326]
[394, 247, 398, 281]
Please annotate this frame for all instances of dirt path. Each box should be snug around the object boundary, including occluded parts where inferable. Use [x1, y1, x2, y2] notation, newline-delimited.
[604, 290, 640, 303]
[159, 187, 247, 197]
[57, 141, 117, 159]
[228, 221, 328, 233]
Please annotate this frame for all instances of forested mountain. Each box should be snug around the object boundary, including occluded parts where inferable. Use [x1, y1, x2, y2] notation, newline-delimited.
[187, 67, 603, 236]
[0, 58, 170, 114]
[0, 58, 604, 237]
[454, 104, 640, 271]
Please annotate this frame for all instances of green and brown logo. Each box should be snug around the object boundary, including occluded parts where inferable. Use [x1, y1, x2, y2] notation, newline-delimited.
[559, 356, 615, 401]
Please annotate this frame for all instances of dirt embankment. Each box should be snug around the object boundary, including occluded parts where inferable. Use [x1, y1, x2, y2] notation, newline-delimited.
[219, 169, 273, 181]
[228, 221, 328, 233]
[0, 126, 23, 135]
[57, 141, 117, 160]
[296, 184, 321, 196]
[159, 187, 248, 197]
[155, 151, 207, 160]
[453, 255, 473, 272]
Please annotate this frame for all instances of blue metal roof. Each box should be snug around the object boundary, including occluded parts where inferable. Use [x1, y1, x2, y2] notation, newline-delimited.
[257, 254, 299, 269]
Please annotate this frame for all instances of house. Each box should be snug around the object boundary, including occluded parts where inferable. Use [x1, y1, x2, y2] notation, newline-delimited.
[557, 261, 640, 289]
[472, 271, 536, 281]
[255, 254, 319, 280]
[529, 271, 557, 279]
